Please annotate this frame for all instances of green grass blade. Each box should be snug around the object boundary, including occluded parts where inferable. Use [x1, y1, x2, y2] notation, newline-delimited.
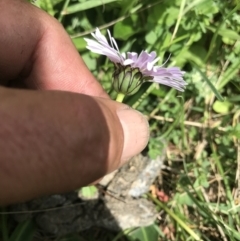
[193, 64, 224, 101]
[0, 208, 9, 241]
[62, 0, 117, 15]
[218, 57, 240, 90]
[148, 194, 203, 241]
[9, 220, 35, 241]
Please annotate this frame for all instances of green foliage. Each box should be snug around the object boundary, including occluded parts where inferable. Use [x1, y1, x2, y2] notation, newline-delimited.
[125, 225, 160, 241]
[213, 100, 233, 114]
[63, 0, 117, 15]
[9, 220, 35, 241]
[79, 185, 98, 199]
[0, 211, 35, 241]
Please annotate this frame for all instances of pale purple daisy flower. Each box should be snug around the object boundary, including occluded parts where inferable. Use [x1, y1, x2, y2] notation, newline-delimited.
[84, 28, 186, 95]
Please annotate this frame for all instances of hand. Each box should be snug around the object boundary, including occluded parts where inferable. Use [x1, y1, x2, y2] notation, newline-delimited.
[0, 0, 149, 205]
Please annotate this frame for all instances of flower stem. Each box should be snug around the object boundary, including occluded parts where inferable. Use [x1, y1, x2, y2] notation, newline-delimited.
[116, 93, 125, 103]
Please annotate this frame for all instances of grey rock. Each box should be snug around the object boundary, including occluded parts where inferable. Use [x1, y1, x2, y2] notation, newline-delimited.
[9, 154, 164, 237]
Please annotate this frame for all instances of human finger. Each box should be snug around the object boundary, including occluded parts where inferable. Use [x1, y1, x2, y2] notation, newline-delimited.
[0, 87, 149, 205]
[0, 0, 107, 97]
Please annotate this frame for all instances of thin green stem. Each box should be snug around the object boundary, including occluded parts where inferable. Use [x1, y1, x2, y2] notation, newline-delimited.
[58, 0, 70, 22]
[1, 208, 9, 241]
[116, 93, 125, 103]
[147, 194, 203, 241]
[170, 0, 186, 43]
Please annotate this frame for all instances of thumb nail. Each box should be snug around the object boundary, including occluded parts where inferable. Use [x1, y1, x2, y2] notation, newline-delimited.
[117, 107, 149, 164]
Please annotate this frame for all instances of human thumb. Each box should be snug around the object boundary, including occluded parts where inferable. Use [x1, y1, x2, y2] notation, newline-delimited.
[0, 87, 149, 205]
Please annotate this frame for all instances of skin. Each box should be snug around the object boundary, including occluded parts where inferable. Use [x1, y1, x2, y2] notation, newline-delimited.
[0, 0, 149, 205]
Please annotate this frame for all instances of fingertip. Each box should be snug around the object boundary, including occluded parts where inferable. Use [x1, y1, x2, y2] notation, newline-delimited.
[117, 107, 149, 164]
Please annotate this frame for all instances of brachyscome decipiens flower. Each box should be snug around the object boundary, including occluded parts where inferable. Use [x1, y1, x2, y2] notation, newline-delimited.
[84, 28, 187, 96]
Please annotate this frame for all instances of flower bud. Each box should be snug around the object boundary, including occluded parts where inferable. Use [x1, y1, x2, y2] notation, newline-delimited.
[112, 64, 144, 95]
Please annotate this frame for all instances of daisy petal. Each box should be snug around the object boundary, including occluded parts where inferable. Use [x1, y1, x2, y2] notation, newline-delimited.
[84, 28, 187, 94]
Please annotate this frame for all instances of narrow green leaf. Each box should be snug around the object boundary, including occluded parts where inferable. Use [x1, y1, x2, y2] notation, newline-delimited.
[218, 58, 240, 90]
[62, 0, 117, 15]
[193, 65, 224, 101]
[183, 0, 211, 15]
[148, 194, 202, 241]
[1, 209, 9, 241]
[207, 26, 240, 40]
[9, 220, 35, 241]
